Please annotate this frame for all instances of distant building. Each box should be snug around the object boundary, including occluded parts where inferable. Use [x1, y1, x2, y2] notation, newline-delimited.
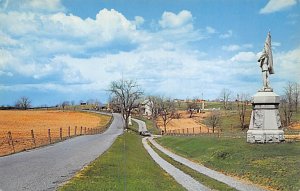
[140, 99, 153, 116]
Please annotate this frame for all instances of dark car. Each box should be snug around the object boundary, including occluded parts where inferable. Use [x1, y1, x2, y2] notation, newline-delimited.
[141, 131, 151, 136]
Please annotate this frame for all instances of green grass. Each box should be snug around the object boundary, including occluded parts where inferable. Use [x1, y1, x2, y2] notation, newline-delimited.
[59, 122, 184, 191]
[157, 136, 300, 191]
[148, 140, 237, 191]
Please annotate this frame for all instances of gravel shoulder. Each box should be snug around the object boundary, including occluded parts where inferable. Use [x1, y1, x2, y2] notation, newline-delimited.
[0, 112, 124, 191]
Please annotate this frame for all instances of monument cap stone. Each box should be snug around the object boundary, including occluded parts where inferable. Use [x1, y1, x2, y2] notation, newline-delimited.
[252, 91, 280, 104]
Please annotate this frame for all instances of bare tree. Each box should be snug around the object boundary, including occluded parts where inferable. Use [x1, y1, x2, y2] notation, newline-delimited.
[293, 82, 299, 113]
[280, 82, 294, 127]
[207, 110, 221, 133]
[219, 88, 232, 110]
[158, 97, 176, 134]
[186, 98, 199, 118]
[236, 93, 249, 130]
[109, 79, 143, 130]
[61, 101, 70, 110]
[15, 97, 31, 110]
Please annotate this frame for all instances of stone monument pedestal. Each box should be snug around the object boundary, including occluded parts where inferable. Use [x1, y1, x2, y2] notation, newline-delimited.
[247, 91, 285, 143]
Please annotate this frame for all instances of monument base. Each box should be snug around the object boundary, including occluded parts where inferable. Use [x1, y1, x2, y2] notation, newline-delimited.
[247, 91, 285, 143]
[247, 129, 284, 143]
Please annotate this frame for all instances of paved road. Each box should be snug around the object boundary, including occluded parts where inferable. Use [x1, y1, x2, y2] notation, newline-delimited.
[132, 118, 147, 132]
[149, 137, 267, 191]
[0, 112, 124, 191]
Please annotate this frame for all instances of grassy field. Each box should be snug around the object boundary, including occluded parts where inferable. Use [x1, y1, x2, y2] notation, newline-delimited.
[0, 110, 111, 156]
[59, 122, 184, 191]
[157, 136, 300, 191]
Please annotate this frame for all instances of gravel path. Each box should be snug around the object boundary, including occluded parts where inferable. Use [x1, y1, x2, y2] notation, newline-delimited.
[0, 112, 124, 191]
[135, 118, 210, 190]
[142, 137, 211, 191]
[149, 137, 267, 191]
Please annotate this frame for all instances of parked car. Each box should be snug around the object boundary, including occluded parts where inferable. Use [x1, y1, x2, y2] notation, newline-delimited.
[141, 131, 151, 136]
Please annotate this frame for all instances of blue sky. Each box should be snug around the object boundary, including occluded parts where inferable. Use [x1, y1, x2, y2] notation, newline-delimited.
[0, 0, 299, 106]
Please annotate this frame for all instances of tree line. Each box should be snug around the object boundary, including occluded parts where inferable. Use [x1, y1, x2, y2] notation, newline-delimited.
[109, 79, 300, 131]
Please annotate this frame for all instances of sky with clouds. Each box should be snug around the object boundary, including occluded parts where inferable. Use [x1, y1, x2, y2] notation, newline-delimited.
[0, 0, 299, 106]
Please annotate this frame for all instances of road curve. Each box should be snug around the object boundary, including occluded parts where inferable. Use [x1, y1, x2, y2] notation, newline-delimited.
[132, 118, 147, 132]
[0, 112, 124, 191]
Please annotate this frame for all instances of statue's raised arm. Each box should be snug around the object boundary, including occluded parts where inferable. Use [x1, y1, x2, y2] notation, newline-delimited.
[258, 32, 274, 92]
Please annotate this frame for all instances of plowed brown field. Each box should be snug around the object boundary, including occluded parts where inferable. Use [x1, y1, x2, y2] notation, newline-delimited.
[0, 110, 111, 156]
[157, 111, 211, 134]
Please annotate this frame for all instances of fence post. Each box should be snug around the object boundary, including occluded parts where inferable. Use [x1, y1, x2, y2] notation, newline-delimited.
[31, 129, 36, 148]
[200, 126, 202, 134]
[207, 127, 209, 133]
[60, 128, 62, 140]
[75, 126, 77, 136]
[48, 129, 51, 144]
[80, 126, 83, 135]
[68, 126, 70, 138]
[88, 128, 90, 135]
[84, 127, 86, 135]
[193, 127, 195, 135]
[7, 131, 15, 153]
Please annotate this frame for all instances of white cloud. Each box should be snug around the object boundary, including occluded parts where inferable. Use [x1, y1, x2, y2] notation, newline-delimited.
[275, 47, 300, 82]
[133, 16, 145, 27]
[206, 26, 216, 34]
[260, 0, 297, 14]
[230, 52, 257, 62]
[159, 10, 193, 29]
[222, 45, 240, 51]
[219, 30, 233, 39]
[272, 42, 281, 47]
[1, 0, 65, 13]
[222, 44, 253, 51]
[0, 70, 13, 77]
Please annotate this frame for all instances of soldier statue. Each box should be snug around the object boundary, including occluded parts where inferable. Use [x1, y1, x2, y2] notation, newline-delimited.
[258, 32, 274, 91]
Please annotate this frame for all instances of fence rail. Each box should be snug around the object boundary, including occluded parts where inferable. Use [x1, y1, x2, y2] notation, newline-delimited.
[0, 125, 108, 157]
[165, 126, 300, 140]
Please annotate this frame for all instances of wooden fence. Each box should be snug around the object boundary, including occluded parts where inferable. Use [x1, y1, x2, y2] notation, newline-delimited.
[165, 126, 300, 140]
[0, 125, 108, 157]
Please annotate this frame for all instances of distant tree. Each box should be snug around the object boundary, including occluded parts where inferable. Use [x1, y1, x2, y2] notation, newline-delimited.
[236, 93, 249, 130]
[177, 100, 182, 108]
[15, 97, 31, 110]
[293, 82, 299, 113]
[109, 79, 143, 130]
[207, 110, 221, 133]
[219, 88, 232, 110]
[158, 97, 176, 134]
[186, 98, 199, 118]
[280, 82, 295, 127]
[61, 101, 70, 110]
